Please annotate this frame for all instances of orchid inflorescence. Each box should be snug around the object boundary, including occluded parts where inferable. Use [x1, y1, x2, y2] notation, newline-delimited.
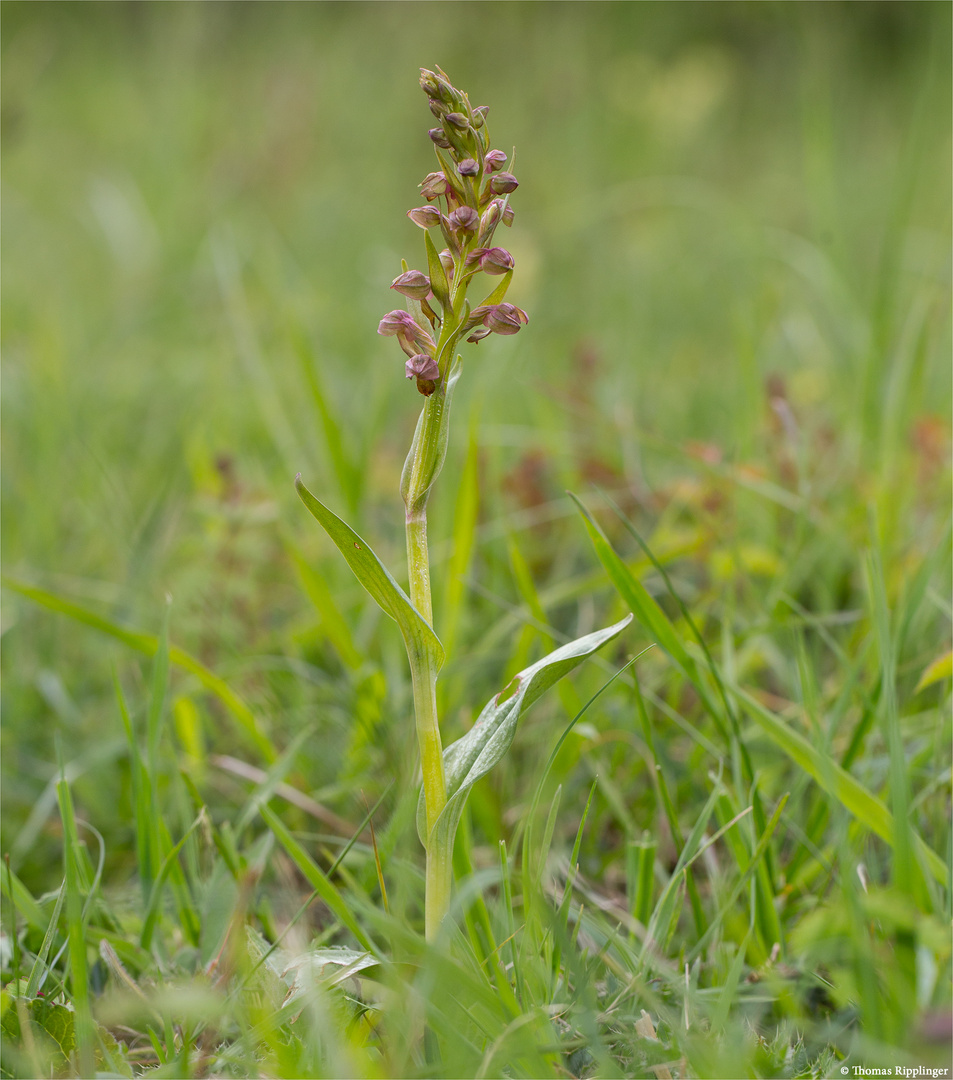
[298, 68, 628, 945]
[378, 66, 528, 397]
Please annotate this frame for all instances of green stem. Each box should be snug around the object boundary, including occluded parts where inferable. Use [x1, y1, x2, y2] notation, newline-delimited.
[405, 395, 452, 941]
[400, 234, 478, 942]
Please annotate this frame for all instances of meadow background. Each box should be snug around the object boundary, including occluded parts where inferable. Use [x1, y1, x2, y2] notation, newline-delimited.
[1, 3, 950, 1078]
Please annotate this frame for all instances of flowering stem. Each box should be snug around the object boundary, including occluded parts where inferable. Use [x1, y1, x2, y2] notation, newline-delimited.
[405, 388, 451, 940]
[378, 66, 527, 943]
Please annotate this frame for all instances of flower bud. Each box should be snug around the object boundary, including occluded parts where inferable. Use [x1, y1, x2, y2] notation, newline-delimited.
[429, 128, 452, 149]
[445, 112, 469, 131]
[438, 249, 455, 277]
[483, 302, 529, 335]
[391, 270, 432, 300]
[502, 205, 515, 226]
[489, 172, 519, 195]
[464, 247, 487, 268]
[484, 149, 507, 172]
[471, 106, 489, 128]
[448, 206, 479, 233]
[457, 158, 479, 177]
[428, 98, 448, 120]
[405, 353, 440, 381]
[407, 206, 442, 228]
[479, 247, 515, 275]
[420, 68, 454, 104]
[467, 326, 492, 343]
[419, 172, 449, 200]
[481, 201, 502, 231]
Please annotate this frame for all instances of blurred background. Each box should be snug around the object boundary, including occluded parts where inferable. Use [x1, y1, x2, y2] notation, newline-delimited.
[2, 2, 950, 892]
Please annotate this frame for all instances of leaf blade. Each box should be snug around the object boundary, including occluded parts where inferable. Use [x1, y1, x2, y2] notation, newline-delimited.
[294, 477, 444, 673]
[418, 615, 632, 852]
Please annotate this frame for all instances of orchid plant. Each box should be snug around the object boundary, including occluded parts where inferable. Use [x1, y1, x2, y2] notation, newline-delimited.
[296, 67, 630, 941]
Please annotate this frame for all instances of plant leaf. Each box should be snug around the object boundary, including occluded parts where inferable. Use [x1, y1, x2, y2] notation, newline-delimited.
[280, 947, 380, 1017]
[569, 497, 715, 706]
[478, 269, 513, 309]
[732, 683, 947, 885]
[2, 577, 275, 762]
[417, 615, 632, 851]
[915, 650, 952, 694]
[295, 478, 444, 673]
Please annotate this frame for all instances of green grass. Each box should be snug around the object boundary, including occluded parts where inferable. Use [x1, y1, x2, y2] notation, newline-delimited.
[2, 3, 950, 1077]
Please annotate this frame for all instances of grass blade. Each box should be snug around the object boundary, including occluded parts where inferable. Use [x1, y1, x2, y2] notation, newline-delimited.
[731, 683, 946, 884]
[258, 802, 374, 952]
[4, 577, 275, 762]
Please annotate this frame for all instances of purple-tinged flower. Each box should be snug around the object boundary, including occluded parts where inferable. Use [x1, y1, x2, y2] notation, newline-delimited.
[391, 270, 432, 300]
[429, 128, 452, 149]
[479, 247, 514, 275]
[428, 98, 447, 120]
[489, 172, 519, 195]
[407, 206, 442, 229]
[378, 310, 419, 337]
[464, 247, 487, 268]
[419, 172, 449, 200]
[466, 305, 490, 329]
[502, 205, 515, 226]
[457, 158, 479, 177]
[405, 353, 440, 381]
[484, 149, 507, 172]
[445, 112, 469, 130]
[467, 326, 492, 343]
[483, 302, 529, 335]
[379, 309, 435, 356]
[448, 206, 479, 233]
